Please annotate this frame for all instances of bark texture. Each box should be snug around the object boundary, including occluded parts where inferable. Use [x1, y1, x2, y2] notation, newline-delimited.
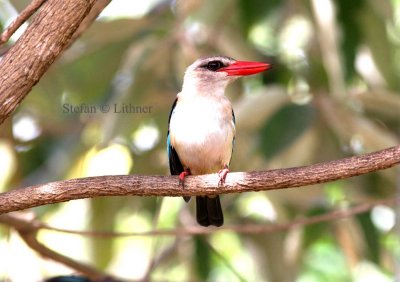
[0, 145, 399, 214]
[0, 0, 97, 124]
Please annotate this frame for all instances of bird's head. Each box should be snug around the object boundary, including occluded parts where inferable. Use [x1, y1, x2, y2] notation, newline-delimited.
[182, 56, 271, 96]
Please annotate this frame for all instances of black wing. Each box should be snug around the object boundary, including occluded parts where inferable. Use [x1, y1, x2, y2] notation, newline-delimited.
[167, 97, 184, 175]
[230, 108, 236, 164]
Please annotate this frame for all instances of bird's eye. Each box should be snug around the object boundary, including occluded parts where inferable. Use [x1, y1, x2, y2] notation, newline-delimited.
[206, 61, 223, 71]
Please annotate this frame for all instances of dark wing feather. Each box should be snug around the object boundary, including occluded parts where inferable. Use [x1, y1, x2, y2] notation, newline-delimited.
[167, 97, 189, 202]
[167, 97, 184, 175]
[168, 135, 184, 175]
[230, 108, 235, 165]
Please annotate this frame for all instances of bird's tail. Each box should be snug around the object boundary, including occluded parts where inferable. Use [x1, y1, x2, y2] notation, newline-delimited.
[196, 196, 224, 227]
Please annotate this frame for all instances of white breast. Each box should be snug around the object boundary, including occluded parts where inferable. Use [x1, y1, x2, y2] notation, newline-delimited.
[169, 95, 235, 174]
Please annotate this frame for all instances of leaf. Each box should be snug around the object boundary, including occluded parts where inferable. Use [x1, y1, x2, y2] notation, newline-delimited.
[194, 236, 211, 280]
[59, 41, 132, 103]
[356, 212, 380, 263]
[336, 0, 365, 81]
[259, 103, 316, 159]
[303, 206, 330, 248]
[358, 2, 398, 90]
[299, 237, 352, 282]
[90, 198, 118, 269]
[237, 0, 282, 34]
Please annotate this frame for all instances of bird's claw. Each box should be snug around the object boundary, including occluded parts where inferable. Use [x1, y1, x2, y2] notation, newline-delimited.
[218, 167, 229, 186]
[178, 169, 191, 187]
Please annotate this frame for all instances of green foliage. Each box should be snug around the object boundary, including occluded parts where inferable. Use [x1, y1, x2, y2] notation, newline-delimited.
[194, 236, 212, 279]
[357, 212, 381, 263]
[259, 104, 315, 159]
[303, 205, 330, 249]
[90, 198, 117, 269]
[238, 0, 281, 34]
[336, 0, 365, 81]
[298, 237, 352, 282]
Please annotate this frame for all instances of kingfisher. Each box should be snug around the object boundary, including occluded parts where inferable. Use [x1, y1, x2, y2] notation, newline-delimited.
[167, 56, 271, 227]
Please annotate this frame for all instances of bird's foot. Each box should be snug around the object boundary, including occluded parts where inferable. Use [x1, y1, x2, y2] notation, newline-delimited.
[218, 166, 229, 186]
[179, 169, 191, 187]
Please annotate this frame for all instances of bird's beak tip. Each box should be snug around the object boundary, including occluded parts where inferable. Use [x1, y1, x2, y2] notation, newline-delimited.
[218, 60, 272, 76]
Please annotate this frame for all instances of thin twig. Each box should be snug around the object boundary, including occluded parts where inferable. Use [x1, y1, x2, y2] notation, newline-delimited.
[310, 0, 346, 99]
[0, 145, 399, 215]
[67, 0, 111, 45]
[0, 197, 396, 279]
[395, 166, 400, 280]
[0, 0, 47, 45]
[0, 214, 117, 281]
[19, 231, 112, 281]
[0, 196, 397, 237]
[38, 196, 400, 235]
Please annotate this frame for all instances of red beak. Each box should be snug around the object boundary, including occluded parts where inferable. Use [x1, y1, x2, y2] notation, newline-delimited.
[218, 60, 271, 76]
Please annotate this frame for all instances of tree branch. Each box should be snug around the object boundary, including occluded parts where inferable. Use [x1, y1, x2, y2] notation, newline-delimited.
[68, 0, 112, 44]
[0, 0, 47, 45]
[46, 197, 400, 236]
[0, 213, 115, 281]
[0, 0, 97, 124]
[20, 232, 109, 281]
[0, 145, 399, 215]
[0, 196, 396, 277]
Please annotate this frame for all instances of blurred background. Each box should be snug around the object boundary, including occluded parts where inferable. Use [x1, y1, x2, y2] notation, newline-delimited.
[1, 0, 400, 281]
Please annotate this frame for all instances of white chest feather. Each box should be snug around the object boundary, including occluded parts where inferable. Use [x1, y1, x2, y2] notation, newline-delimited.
[169, 96, 235, 174]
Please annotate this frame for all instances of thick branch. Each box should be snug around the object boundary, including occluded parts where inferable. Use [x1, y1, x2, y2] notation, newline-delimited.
[0, 146, 399, 215]
[0, 0, 97, 124]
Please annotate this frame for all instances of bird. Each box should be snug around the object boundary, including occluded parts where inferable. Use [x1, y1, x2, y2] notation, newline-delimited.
[167, 55, 271, 227]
